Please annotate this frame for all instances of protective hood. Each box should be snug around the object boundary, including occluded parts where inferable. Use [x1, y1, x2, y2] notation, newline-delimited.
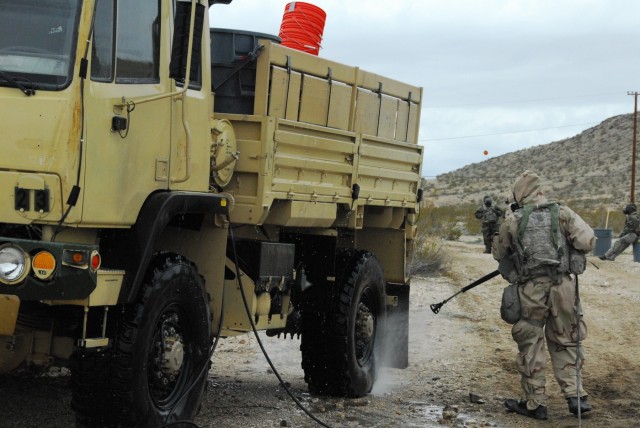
[623, 203, 637, 215]
[512, 170, 547, 206]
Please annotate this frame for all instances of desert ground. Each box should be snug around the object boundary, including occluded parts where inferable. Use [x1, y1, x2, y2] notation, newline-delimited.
[2, 236, 639, 428]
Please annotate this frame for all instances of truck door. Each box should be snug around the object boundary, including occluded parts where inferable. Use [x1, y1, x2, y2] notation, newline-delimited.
[168, 1, 212, 192]
[82, 0, 172, 225]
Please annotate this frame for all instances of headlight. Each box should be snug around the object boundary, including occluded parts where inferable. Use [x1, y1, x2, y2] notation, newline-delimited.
[0, 245, 30, 285]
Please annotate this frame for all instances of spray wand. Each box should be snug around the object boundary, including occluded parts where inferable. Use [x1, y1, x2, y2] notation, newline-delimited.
[430, 270, 500, 314]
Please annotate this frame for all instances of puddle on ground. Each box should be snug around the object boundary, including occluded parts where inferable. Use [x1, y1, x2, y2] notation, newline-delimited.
[421, 404, 498, 427]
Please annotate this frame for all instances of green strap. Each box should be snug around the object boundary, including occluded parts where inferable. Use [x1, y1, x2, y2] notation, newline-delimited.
[549, 203, 559, 248]
[516, 205, 533, 242]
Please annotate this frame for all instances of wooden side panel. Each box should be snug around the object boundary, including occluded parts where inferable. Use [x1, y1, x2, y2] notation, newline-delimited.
[285, 71, 302, 121]
[268, 66, 288, 119]
[327, 81, 351, 131]
[299, 74, 330, 126]
[395, 101, 409, 142]
[267, 66, 304, 123]
[255, 41, 422, 143]
[354, 89, 380, 136]
[407, 101, 420, 143]
[378, 95, 398, 139]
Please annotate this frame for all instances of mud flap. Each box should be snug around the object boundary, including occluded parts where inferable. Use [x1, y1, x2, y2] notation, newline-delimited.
[383, 282, 410, 369]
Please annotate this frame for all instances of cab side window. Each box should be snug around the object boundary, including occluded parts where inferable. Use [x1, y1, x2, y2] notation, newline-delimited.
[91, 0, 115, 82]
[115, 0, 160, 83]
[172, 0, 202, 90]
[91, 0, 159, 83]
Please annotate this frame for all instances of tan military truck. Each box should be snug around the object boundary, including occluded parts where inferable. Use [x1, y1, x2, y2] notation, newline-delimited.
[0, 0, 423, 426]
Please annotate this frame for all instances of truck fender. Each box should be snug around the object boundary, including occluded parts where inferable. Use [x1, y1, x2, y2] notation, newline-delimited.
[101, 191, 228, 304]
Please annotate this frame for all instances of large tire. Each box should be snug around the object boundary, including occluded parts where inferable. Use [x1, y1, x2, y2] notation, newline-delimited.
[301, 251, 386, 397]
[110, 254, 212, 427]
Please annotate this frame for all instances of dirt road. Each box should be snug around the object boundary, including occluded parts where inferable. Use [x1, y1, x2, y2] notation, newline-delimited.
[2, 237, 639, 427]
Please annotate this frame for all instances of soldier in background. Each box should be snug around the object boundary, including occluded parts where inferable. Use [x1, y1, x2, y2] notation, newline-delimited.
[599, 203, 639, 261]
[475, 195, 503, 253]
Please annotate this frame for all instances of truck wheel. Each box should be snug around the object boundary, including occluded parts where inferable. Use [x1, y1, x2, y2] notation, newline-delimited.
[302, 251, 386, 397]
[110, 254, 212, 427]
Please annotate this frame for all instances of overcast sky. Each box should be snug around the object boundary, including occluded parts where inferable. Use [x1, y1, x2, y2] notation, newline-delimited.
[209, 0, 640, 177]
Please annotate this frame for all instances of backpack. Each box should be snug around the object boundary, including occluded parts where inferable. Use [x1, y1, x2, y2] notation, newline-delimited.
[511, 203, 569, 282]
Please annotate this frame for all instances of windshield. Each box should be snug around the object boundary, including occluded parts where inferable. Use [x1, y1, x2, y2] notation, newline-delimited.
[0, 0, 81, 90]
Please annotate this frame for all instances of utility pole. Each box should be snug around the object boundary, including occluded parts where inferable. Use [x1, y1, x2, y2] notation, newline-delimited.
[628, 91, 638, 203]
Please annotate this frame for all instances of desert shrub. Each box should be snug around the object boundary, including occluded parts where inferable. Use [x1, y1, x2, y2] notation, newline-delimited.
[407, 201, 450, 276]
[407, 232, 447, 277]
[426, 197, 634, 238]
[572, 205, 625, 232]
[444, 225, 462, 241]
[419, 201, 475, 235]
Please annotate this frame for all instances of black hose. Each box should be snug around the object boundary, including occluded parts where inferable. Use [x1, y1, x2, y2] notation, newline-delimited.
[160, 217, 332, 428]
[161, 222, 335, 427]
[162, 260, 227, 426]
[228, 225, 335, 428]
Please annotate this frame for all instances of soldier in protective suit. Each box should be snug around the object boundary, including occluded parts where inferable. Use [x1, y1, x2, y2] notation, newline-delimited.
[475, 196, 503, 253]
[492, 171, 595, 420]
[599, 203, 639, 261]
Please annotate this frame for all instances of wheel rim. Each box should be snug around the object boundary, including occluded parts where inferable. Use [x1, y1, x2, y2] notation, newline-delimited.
[355, 286, 377, 366]
[148, 304, 191, 409]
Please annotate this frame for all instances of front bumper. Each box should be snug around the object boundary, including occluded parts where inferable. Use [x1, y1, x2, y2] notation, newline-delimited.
[0, 237, 98, 300]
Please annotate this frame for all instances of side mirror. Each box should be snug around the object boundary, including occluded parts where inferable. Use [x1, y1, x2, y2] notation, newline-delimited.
[169, 1, 205, 83]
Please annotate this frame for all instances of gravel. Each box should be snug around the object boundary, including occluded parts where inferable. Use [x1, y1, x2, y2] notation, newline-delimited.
[3, 237, 639, 427]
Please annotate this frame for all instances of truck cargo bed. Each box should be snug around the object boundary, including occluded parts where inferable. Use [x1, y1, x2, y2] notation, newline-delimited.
[218, 40, 423, 228]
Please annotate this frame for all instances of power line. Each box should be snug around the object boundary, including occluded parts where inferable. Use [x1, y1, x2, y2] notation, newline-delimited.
[424, 92, 623, 109]
[420, 122, 597, 142]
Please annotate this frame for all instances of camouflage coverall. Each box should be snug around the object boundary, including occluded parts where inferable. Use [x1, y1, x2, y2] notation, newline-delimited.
[475, 198, 504, 253]
[493, 171, 595, 411]
[602, 212, 639, 260]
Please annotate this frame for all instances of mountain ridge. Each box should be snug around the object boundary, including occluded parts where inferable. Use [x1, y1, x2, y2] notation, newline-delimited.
[424, 113, 638, 208]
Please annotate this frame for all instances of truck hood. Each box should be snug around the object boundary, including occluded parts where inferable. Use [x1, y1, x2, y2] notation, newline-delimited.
[0, 87, 82, 223]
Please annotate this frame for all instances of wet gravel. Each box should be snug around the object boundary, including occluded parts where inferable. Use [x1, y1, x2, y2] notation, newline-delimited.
[2, 237, 640, 427]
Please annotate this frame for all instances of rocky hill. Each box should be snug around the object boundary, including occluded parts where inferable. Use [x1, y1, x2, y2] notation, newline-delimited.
[424, 113, 638, 208]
